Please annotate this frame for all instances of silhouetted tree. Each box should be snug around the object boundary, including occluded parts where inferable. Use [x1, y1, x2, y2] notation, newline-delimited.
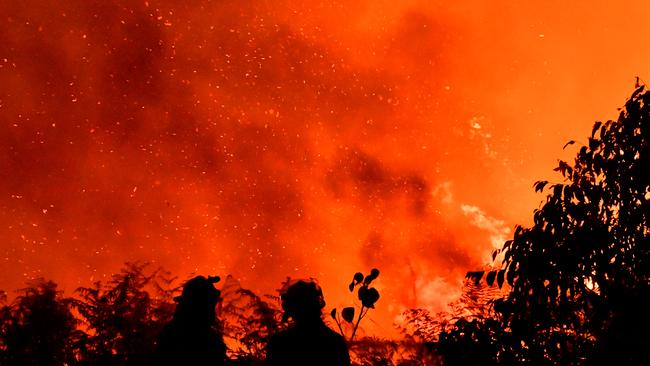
[74, 262, 177, 365]
[439, 85, 650, 365]
[0, 279, 83, 366]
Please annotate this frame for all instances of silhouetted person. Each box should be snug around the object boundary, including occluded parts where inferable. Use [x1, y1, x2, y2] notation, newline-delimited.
[152, 275, 226, 366]
[265, 280, 351, 366]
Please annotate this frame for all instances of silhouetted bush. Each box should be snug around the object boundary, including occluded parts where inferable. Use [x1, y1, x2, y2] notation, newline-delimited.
[400, 278, 504, 344]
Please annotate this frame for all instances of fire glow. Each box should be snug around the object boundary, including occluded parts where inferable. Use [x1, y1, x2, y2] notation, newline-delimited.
[1, 1, 649, 331]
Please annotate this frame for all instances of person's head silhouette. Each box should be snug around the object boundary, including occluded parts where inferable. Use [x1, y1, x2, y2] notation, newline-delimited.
[153, 275, 226, 365]
[266, 280, 351, 366]
[280, 280, 326, 324]
[173, 275, 221, 325]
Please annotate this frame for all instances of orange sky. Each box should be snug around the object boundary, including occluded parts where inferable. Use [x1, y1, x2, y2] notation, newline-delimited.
[1, 0, 649, 332]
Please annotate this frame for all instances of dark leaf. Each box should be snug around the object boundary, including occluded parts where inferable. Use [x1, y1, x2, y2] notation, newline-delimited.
[493, 298, 506, 315]
[357, 285, 367, 300]
[497, 270, 505, 289]
[207, 276, 221, 283]
[486, 271, 496, 286]
[465, 271, 484, 286]
[554, 161, 571, 176]
[363, 275, 374, 285]
[330, 308, 337, 320]
[591, 121, 602, 138]
[553, 184, 563, 198]
[563, 140, 575, 149]
[506, 269, 515, 286]
[353, 272, 364, 284]
[363, 269, 380, 285]
[348, 282, 354, 292]
[534, 181, 548, 193]
[359, 288, 380, 308]
[341, 307, 355, 322]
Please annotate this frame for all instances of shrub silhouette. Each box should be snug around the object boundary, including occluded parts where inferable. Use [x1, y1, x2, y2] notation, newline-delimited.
[400, 277, 503, 344]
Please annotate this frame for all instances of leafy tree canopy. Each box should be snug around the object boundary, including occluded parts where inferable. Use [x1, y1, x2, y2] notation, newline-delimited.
[441, 85, 650, 366]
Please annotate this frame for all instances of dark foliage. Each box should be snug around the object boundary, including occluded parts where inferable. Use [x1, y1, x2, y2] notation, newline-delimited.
[219, 275, 285, 363]
[73, 262, 177, 365]
[438, 86, 650, 365]
[0, 280, 83, 366]
[349, 337, 436, 366]
[400, 278, 503, 344]
[0, 268, 428, 366]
